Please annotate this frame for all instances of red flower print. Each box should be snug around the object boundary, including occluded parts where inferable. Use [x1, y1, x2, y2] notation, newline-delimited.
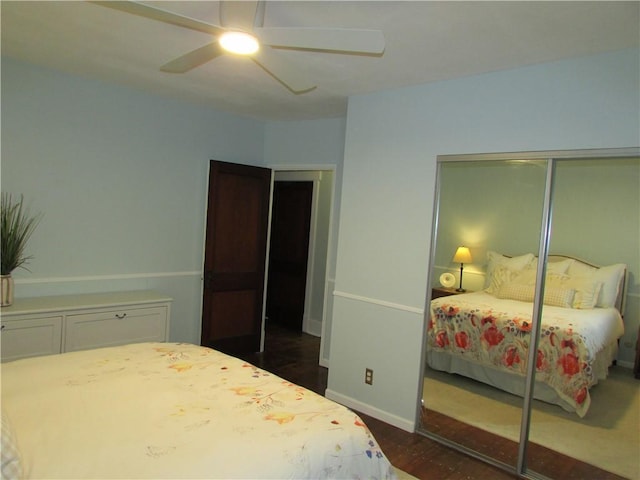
[482, 325, 504, 347]
[435, 330, 450, 348]
[559, 353, 580, 376]
[444, 305, 459, 317]
[575, 387, 587, 405]
[502, 345, 521, 367]
[536, 350, 545, 370]
[482, 315, 496, 326]
[455, 331, 470, 350]
[561, 338, 577, 352]
[428, 318, 434, 331]
[514, 318, 532, 332]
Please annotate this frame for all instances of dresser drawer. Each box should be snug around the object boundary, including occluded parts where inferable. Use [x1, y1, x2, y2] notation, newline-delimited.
[1, 316, 63, 362]
[65, 306, 169, 352]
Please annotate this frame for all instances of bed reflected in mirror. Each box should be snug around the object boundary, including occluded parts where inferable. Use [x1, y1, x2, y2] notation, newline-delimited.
[526, 157, 640, 480]
[419, 152, 640, 480]
[420, 159, 547, 469]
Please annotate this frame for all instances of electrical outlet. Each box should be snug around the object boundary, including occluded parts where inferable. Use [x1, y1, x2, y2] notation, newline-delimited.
[365, 368, 373, 385]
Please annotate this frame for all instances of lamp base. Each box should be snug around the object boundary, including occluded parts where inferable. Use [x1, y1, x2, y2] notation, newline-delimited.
[455, 288, 466, 293]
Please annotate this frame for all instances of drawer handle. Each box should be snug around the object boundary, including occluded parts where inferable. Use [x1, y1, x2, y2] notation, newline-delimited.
[115, 313, 127, 319]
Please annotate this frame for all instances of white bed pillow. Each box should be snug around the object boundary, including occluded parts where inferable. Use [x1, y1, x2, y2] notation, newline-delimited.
[484, 251, 535, 292]
[547, 258, 575, 274]
[510, 269, 569, 286]
[510, 269, 602, 309]
[567, 262, 626, 308]
[524, 258, 574, 275]
[562, 276, 603, 309]
[485, 264, 519, 294]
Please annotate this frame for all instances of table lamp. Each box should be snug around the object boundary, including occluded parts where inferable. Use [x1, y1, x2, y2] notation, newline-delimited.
[452, 246, 472, 292]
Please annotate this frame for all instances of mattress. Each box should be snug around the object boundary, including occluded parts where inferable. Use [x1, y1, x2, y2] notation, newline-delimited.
[1, 342, 396, 479]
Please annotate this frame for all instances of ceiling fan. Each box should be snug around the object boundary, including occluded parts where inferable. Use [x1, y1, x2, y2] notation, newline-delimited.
[91, 1, 386, 94]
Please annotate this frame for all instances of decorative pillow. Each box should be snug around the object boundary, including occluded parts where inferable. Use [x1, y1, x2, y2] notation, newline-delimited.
[543, 286, 577, 308]
[496, 283, 575, 308]
[566, 262, 626, 308]
[547, 258, 575, 274]
[484, 251, 535, 291]
[510, 269, 569, 287]
[495, 283, 535, 302]
[562, 276, 603, 309]
[525, 258, 574, 275]
[593, 264, 626, 308]
[1, 411, 23, 480]
[486, 264, 519, 294]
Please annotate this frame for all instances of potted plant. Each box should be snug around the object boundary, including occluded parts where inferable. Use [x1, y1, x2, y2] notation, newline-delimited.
[1, 193, 41, 306]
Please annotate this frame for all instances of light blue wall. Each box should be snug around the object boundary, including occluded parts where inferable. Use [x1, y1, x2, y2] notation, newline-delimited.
[264, 119, 346, 363]
[434, 160, 548, 292]
[327, 48, 640, 430]
[264, 118, 346, 283]
[1, 58, 265, 343]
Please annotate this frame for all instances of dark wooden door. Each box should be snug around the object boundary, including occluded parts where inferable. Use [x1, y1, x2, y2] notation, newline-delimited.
[201, 160, 272, 355]
[266, 181, 313, 331]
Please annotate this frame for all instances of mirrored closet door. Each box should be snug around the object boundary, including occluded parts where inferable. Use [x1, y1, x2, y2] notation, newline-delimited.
[527, 156, 640, 479]
[418, 149, 640, 479]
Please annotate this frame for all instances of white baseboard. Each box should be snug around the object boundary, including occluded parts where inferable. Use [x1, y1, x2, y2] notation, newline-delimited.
[304, 316, 323, 337]
[325, 389, 415, 433]
[618, 360, 633, 369]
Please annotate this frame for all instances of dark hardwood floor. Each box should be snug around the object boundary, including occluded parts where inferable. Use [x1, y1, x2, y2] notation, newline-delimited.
[239, 323, 623, 480]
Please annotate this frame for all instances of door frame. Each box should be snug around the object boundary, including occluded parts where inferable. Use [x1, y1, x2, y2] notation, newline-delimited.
[271, 171, 319, 335]
[268, 164, 337, 367]
[198, 161, 337, 363]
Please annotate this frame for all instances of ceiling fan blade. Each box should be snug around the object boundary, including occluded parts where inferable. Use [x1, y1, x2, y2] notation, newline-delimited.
[253, 1, 266, 29]
[160, 42, 225, 73]
[255, 27, 385, 54]
[90, 1, 224, 36]
[251, 48, 316, 94]
[219, 1, 259, 30]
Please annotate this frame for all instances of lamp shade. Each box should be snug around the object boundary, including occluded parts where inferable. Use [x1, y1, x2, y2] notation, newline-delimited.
[453, 246, 472, 264]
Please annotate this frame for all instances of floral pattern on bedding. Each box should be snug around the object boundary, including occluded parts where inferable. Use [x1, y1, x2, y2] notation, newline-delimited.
[1, 343, 396, 480]
[428, 299, 597, 416]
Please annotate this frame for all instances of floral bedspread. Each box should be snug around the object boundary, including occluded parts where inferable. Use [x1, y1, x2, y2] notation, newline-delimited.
[428, 292, 624, 417]
[1, 342, 396, 480]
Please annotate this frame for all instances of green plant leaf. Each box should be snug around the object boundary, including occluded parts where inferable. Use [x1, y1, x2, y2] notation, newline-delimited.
[1, 193, 42, 275]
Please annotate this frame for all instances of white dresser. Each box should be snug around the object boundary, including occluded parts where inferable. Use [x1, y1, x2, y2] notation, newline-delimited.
[0, 291, 172, 362]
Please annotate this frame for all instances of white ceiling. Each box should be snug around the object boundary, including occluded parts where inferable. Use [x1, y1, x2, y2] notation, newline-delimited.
[2, 1, 639, 121]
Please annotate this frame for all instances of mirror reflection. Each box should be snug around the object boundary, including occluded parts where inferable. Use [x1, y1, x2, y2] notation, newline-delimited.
[527, 157, 640, 479]
[420, 153, 639, 480]
[421, 159, 546, 468]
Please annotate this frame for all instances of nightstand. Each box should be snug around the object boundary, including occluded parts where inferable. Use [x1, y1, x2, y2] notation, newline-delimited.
[431, 287, 469, 299]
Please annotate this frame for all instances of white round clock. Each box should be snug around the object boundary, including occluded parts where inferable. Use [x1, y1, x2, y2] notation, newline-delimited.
[439, 272, 456, 288]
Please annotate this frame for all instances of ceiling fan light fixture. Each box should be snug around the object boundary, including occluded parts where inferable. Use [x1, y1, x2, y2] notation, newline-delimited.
[219, 31, 259, 55]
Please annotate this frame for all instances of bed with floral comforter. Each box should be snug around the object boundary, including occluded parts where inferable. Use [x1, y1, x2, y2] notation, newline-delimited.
[1, 342, 396, 479]
[427, 291, 624, 417]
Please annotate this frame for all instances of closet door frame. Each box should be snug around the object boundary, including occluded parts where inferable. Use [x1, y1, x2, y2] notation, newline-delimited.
[416, 146, 640, 479]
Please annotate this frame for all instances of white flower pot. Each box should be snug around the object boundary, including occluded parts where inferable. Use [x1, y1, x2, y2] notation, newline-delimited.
[1, 274, 14, 307]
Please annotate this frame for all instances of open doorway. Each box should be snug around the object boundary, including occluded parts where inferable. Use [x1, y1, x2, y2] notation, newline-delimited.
[266, 169, 333, 340]
[200, 163, 334, 363]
